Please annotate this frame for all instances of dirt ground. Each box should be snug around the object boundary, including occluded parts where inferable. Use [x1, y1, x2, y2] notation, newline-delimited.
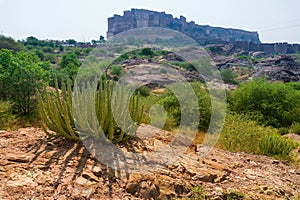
[0, 126, 299, 199]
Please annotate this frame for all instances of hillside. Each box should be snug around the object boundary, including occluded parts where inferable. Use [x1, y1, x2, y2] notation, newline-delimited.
[0, 126, 299, 199]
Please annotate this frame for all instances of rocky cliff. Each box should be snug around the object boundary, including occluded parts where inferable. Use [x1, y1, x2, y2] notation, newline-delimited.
[107, 9, 261, 44]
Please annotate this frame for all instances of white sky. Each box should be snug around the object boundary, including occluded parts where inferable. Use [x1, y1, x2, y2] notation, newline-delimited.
[0, 0, 300, 43]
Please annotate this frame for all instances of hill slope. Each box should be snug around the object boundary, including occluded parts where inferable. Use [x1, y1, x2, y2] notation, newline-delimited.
[0, 126, 299, 199]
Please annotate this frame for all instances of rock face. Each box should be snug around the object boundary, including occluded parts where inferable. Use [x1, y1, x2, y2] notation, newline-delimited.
[107, 9, 261, 44]
[252, 55, 300, 82]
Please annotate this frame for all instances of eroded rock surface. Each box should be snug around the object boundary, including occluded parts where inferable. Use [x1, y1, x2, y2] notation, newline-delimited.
[0, 126, 299, 199]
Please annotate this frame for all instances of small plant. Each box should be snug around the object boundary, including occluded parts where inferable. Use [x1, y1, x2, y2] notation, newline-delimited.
[258, 134, 299, 160]
[221, 190, 244, 200]
[189, 186, 209, 200]
[160, 68, 167, 74]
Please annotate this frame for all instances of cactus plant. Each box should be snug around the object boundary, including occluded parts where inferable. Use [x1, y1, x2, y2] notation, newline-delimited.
[37, 78, 143, 143]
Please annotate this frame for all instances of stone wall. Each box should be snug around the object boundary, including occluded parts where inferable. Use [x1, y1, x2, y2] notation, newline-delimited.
[107, 9, 261, 44]
[233, 41, 300, 54]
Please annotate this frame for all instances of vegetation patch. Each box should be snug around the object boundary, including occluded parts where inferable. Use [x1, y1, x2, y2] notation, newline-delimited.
[259, 134, 299, 160]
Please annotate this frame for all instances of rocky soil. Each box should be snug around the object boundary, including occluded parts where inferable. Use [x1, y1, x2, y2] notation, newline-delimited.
[0, 125, 299, 200]
[212, 49, 300, 83]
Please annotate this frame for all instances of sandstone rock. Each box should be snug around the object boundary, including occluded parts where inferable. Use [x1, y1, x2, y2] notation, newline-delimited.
[251, 51, 265, 59]
[1, 126, 300, 199]
[126, 182, 139, 194]
[138, 181, 159, 199]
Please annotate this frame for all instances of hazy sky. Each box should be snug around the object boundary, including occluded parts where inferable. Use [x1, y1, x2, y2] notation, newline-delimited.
[1, 0, 300, 43]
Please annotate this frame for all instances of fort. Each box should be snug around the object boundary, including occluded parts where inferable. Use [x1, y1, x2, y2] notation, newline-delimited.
[107, 9, 260, 44]
[107, 9, 300, 54]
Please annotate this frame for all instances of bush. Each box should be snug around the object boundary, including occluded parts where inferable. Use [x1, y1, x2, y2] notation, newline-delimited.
[137, 86, 151, 97]
[259, 134, 299, 160]
[0, 101, 15, 130]
[218, 114, 276, 153]
[189, 186, 209, 200]
[229, 78, 300, 128]
[220, 69, 238, 84]
[290, 122, 300, 135]
[221, 191, 245, 200]
[159, 82, 211, 131]
[140, 48, 154, 57]
[0, 50, 50, 115]
[171, 61, 195, 71]
[110, 65, 123, 77]
[278, 127, 290, 135]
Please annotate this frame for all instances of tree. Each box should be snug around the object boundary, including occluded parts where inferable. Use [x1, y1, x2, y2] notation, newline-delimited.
[0, 49, 13, 99]
[91, 40, 98, 45]
[99, 35, 105, 43]
[141, 48, 154, 57]
[0, 35, 26, 52]
[58, 52, 81, 82]
[24, 36, 40, 46]
[0, 50, 50, 115]
[59, 45, 64, 52]
[66, 39, 77, 46]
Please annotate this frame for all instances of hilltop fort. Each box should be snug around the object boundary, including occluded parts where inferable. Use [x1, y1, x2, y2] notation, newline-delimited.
[107, 9, 300, 54]
[107, 9, 260, 44]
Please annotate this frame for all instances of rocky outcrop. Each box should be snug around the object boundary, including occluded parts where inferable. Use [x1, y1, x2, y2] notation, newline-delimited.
[107, 9, 261, 44]
[212, 51, 300, 82]
[0, 126, 299, 199]
[252, 55, 300, 82]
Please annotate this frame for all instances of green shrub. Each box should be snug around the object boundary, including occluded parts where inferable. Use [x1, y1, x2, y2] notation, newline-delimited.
[140, 48, 154, 57]
[189, 186, 209, 200]
[259, 134, 299, 160]
[218, 114, 276, 153]
[114, 54, 129, 62]
[110, 65, 123, 77]
[220, 69, 238, 84]
[290, 122, 300, 135]
[171, 61, 195, 71]
[278, 127, 290, 135]
[229, 78, 300, 128]
[221, 191, 245, 200]
[0, 101, 15, 130]
[286, 81, 300, 90]
[159, 82, 211, 131]
[160, 68, 167, 74]
[137, 86, 151, 97]
[37, 79, 143, 143]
